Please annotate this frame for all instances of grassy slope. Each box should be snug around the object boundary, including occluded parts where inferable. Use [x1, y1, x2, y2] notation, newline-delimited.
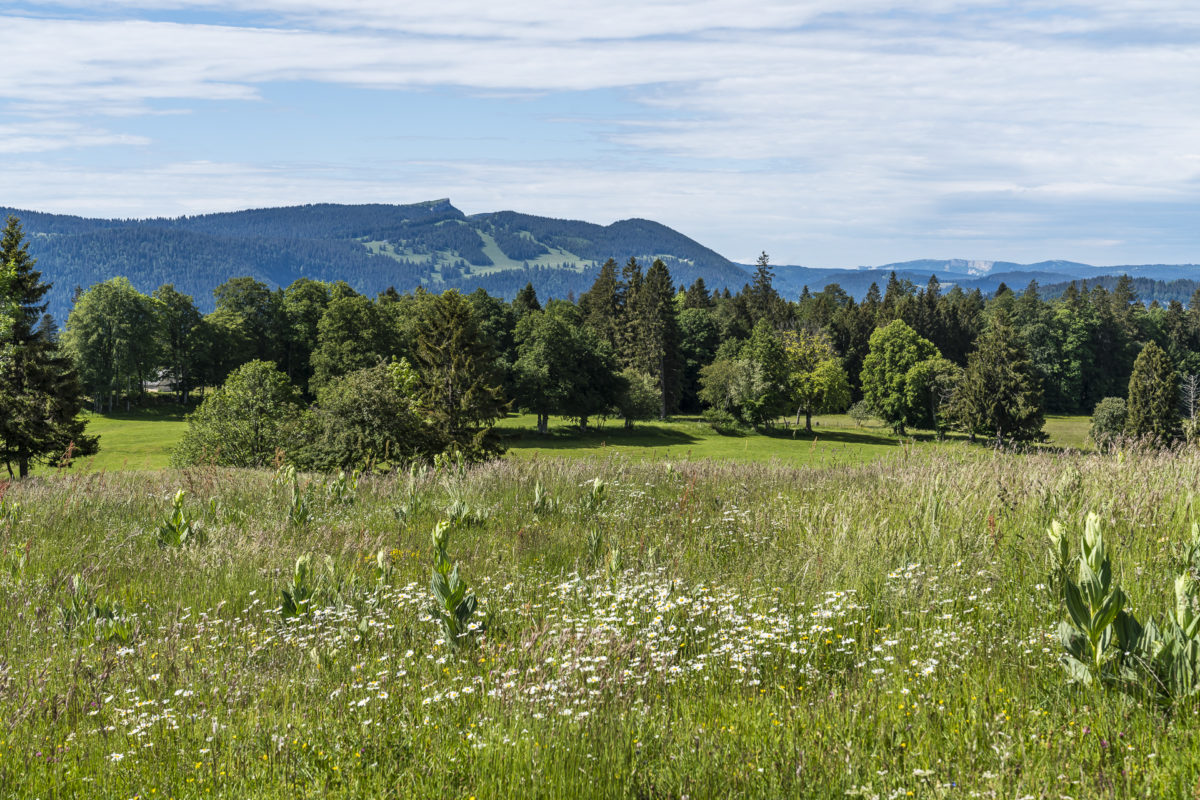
[3, 449, 1199, 797]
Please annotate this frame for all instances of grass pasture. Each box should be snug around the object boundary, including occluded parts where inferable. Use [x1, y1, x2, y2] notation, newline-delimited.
[4, 448, 1200, 797]
[498, 413, 904, 465]
[52, 406, 1096, 478]
[56, 405, 191, 474]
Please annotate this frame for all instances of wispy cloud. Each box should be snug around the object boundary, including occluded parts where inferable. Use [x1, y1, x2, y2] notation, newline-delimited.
[2, 2, 1199, 265]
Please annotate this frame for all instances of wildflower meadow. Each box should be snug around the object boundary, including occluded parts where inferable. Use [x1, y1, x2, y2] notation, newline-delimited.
[4, 447, 1200, 798]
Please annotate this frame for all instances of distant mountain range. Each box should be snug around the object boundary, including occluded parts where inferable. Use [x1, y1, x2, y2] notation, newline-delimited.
[770, 260, 1200, 303]
[2, 201, 1197, 321]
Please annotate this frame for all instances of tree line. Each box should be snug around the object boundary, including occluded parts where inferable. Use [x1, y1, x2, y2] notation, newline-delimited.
[5, 210, 1200, 476]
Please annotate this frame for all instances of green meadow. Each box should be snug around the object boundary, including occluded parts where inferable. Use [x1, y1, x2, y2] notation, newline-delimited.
[4, 446, 1200, 797]
[46, 406, 1097, 476]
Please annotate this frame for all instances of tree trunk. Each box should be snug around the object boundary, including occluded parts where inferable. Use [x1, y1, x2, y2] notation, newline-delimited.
[537, 414, 548, 435]
[805, 408, 813, 433]
[624, 416, 633, 430]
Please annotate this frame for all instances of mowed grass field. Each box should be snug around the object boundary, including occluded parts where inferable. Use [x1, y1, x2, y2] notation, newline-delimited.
[49, 405, 1096, 475]
[4, 448, 1200, 797]
[54, 405, 191, 473]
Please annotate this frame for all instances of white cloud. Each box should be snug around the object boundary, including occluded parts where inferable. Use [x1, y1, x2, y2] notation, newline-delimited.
[3, 1, 1199, 263]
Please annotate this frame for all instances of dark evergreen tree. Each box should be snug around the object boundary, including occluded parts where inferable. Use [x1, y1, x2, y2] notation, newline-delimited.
[1125, 340, 1179, 443]
[578, 258, 622, 349]
[513, 282, 541, 317]
[0, 216, 96, 477]
[683, 277, 713, 310]
[628, 259, 683, 418]
[413, 290, 507, 458]
[953, 312, 1044, 443]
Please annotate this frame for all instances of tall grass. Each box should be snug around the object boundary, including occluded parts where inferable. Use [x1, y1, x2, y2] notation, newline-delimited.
[2, 445, 1200, 797]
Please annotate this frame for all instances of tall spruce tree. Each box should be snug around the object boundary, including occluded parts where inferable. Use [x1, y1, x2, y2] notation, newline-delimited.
[953, 312, 1044, 443]
[1125, 340, 1179, 443]
[0, 216, 95, 477]
[629, 259, 682, 418]
[578, 258, 622, 349]
[746, 251, 786, 326]
[513, 282, 541, 317]
[413, 290, 507, 458]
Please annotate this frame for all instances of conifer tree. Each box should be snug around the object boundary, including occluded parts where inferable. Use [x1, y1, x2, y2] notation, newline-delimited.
[513, 282, 541, 317]
[683, 277, 713, 310]
[1125, 340, 1179, 443]
[413, 290, 507, 458]
[953, 312, 1044, 443]
[0, 216, 95, 477]
[628, 259, 682, 418]
[617, 256, 644, 368]
[746, 251, 786, 325]
[578, 258, 622, 349]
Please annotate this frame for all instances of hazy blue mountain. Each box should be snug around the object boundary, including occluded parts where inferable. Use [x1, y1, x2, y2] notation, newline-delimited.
[769, 260, 1200, 300]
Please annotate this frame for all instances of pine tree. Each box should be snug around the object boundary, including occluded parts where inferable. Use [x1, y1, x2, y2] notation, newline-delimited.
[747, 251, 785, 325]
[578, 258, 621, 349]
[0, 216, 95, 477]
[413, 290, 507, 458]
[1125, 340, 1179, 443]
[953, 312, 1044, 443]
[683, 277, 713, 310]
[617, 256, 644, 368]
[628, 259, 682, 418]
[513, 282, 541, 317]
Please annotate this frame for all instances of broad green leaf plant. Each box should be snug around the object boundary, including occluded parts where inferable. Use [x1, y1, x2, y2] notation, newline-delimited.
[429, 520, 484, 649]
[1051, 513, 1200, 709]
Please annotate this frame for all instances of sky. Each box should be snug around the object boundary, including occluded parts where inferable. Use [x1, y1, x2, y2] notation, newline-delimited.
[2, 1, 1199, 267]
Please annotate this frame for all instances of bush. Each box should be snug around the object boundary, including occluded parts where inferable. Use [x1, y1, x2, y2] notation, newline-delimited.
[301, 360, 446, 471]
[171, 360, 308, 468]
[702, 408, 750, 435]
[1090, 397, 1127, 449]
[848, 400, 875, 428]
[617, 369, 661, 429]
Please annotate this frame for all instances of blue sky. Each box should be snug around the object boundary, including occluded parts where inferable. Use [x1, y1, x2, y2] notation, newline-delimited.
[2, 1, 1199, 267]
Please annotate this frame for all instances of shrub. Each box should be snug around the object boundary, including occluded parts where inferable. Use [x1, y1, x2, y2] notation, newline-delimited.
[617, 368, 660, 430]
[302, 360, 446, 471]
[847, 400, 875, 428]
[171, 360, 308, 468]
[1089, 397, 1127, 449]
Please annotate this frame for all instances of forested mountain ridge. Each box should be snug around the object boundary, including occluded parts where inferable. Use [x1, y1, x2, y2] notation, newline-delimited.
[0, 201, 747, 321]
[7, 200, 1200, 322]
